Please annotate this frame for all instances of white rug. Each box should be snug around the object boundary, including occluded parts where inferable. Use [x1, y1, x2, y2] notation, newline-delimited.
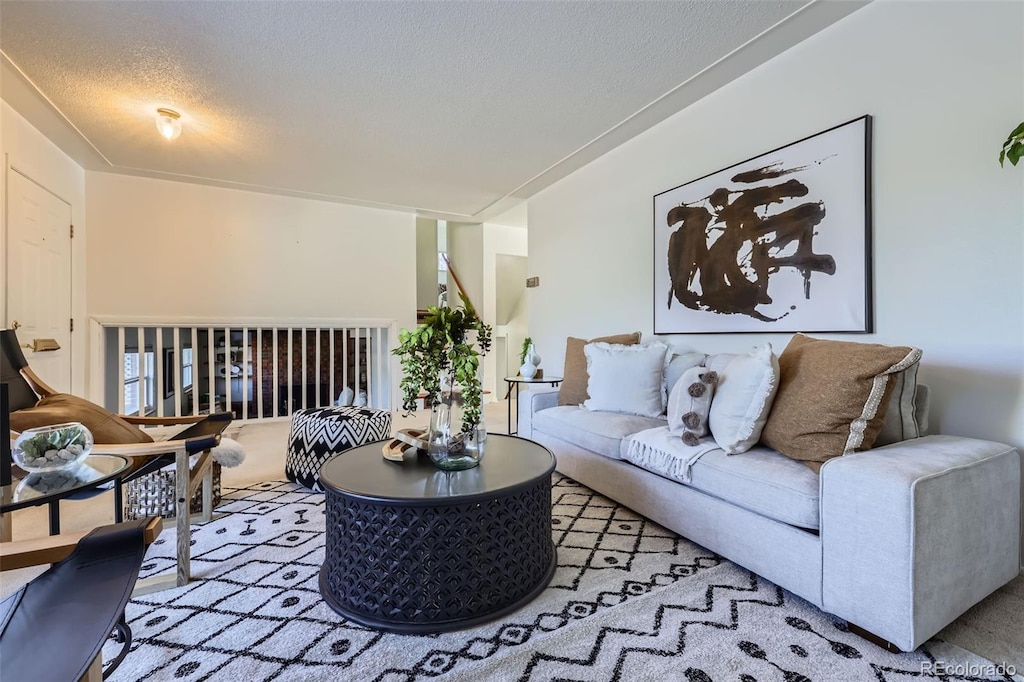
[106, 476, 1019, 681]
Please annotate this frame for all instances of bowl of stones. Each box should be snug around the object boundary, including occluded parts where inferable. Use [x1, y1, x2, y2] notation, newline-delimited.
[12, 422, 94, 472]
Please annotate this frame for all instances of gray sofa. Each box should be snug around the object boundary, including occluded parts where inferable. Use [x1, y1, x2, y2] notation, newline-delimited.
[519, 377, 1021, 651]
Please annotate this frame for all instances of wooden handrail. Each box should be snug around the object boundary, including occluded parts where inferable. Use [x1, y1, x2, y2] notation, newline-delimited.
[441, 253, 478, 313]
[90, 441, 189, 457]
[120, 415, 206, 426]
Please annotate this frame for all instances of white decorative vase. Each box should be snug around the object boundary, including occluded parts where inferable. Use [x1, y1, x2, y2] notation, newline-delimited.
[519, 362, 538, 379]
[525, 344, 541, 368]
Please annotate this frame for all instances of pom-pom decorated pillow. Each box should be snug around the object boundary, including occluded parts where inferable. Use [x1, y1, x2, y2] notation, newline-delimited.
[667, 367, 718, 446]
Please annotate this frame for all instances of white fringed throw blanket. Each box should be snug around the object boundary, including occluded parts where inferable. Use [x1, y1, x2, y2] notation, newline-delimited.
[623, 426, 718, 484]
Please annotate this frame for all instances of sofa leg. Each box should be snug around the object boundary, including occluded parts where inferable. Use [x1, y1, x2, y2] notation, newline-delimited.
[847, 622, 903, 653]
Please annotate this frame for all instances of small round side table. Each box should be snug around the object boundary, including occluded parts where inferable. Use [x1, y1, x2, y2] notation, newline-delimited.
[504, 375, 563, 435]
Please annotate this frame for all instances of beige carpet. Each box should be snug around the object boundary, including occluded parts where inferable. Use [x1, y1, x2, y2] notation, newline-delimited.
[3, 399, 1022, 670]
[936, 574, 1024, 671]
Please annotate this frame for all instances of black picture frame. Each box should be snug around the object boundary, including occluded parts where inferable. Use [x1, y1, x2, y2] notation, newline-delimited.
[653, 115, 873, 334]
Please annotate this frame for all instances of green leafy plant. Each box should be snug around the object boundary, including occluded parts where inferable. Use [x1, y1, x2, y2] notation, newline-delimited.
[394, 293, 493, 433]
[1000, 121, 1024, 166]
[16, 424, 88, 467]
[519, 337, 533, 366]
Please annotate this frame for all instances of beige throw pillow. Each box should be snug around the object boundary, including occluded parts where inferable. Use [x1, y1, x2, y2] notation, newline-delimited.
[558, 332, 641, 406]
[760, 334, 922, 468]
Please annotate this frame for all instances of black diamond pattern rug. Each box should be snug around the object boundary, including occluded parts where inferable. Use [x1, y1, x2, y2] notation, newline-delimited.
[106, 476, 1017, 681]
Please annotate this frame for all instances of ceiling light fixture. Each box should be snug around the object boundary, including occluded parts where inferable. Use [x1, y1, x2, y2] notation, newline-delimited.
[155, 108, 182, 141]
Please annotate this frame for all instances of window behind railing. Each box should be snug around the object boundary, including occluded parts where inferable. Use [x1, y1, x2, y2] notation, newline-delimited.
[123, 350, 155, 415]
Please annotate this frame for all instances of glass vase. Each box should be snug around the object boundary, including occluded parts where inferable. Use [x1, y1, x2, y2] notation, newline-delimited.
[12, 421, 93, 472]
[427, 391, 487, 470]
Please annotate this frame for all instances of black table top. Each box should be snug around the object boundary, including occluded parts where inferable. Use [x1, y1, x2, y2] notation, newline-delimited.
[319, 434, 555, 506]
[0, 454, 130, 512]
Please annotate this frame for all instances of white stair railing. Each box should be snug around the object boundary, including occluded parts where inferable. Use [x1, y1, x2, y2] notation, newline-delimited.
[90, 317, 397, 423]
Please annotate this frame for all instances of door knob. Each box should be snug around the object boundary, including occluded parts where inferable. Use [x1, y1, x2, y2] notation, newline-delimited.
[11, 320, 21, 330]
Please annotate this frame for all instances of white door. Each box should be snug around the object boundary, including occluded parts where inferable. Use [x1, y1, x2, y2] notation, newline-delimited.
[5, 168, 73, 392]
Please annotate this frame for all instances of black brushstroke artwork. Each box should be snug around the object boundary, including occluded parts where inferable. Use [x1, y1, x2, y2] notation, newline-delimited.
[665, 161, 836, 322]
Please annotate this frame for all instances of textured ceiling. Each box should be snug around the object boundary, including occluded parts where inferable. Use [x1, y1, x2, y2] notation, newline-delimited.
[0, 1, 858, 219]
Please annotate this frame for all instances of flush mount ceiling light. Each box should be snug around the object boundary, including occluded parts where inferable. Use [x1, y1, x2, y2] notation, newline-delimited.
[155, 108, 182, 141]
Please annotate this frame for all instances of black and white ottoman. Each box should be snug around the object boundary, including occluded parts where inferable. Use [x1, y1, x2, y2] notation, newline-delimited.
[285, 406, 392, 490]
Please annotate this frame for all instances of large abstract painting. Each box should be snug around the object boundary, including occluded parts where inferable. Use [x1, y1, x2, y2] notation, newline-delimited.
[653, 115, 871, 334]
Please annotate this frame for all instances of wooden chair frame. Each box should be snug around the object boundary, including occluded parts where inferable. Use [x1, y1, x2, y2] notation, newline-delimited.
[3, 352, 226, 590]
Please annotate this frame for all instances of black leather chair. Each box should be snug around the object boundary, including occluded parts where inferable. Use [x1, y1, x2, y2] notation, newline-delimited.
[0, 517, 162, 680]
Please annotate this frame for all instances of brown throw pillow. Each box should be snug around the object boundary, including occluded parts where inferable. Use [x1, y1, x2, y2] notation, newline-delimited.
[10, 393, 154, 444]
[558, 332, 641, 406]
[760, 334, 922, 469]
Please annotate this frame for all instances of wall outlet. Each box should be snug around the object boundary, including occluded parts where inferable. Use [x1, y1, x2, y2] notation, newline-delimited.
[526, 276, 540, 288]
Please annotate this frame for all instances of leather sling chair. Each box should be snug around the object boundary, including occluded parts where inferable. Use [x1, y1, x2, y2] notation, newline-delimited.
[1, 329, 231, 588]
[0, 516, 163, 681]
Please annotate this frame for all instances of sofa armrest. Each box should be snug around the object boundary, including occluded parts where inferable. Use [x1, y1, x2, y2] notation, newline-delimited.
[821, 434, 1020, 650]
[517, 386, 560, 438]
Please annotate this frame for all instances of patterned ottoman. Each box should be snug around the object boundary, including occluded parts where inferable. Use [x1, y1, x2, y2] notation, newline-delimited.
[285, 406, 392, 490]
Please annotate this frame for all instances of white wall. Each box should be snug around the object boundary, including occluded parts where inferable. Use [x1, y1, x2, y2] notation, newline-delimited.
[482, 223, 529, 398]
[86, 172, 416, 409]
[528, 1, 1024, 554]
[445, 221, 484, 313]
[0, 101, 88, 395]
[415, 217, 439, 311]
[86, 172, 416, 324]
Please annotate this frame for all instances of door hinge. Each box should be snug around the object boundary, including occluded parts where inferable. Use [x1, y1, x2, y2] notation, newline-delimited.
[70, 224, 74, 238]
[70, 318, 74, 333]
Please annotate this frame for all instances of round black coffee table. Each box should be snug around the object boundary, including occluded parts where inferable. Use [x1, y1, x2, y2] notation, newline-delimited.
[318, 434, 556, 633]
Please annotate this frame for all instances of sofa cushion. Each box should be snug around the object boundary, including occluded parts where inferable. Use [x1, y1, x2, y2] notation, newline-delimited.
[705, 353, 739, 375]
[667, 366, 718, 444]
[664, 349, 707, 403]
[874, 362, 922, 446]
[583, 342, 669, 418]
[760, 334, 922, 469]
[558, 332, 641, 406]
[533, 406, 665, 460]
[708, 344, 779, 455]
[688, 446, 822, 529]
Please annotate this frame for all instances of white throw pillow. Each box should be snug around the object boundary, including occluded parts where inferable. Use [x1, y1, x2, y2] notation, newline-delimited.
[584, 342, 669, 418]
[667, 366, 718, 445]
[664, 349, 708, 407]
[708, 344, 779, 454]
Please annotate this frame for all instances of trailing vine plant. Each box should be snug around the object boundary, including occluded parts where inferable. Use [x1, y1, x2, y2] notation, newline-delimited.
[1000, 122, 1024, 166]
[394, 292, 492, 434]
[519, 337, 533, 366]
